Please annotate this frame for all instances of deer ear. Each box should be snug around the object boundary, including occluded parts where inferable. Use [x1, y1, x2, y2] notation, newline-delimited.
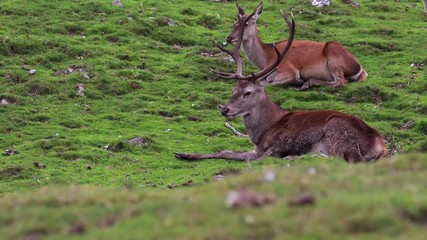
[235, 1, 245, 17]
[252, 2, 263, 20]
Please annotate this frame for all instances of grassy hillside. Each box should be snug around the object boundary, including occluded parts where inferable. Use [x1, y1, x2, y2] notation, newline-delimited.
[0, 0, 426, 238]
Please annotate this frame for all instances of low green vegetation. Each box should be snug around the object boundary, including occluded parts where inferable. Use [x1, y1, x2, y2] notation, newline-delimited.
[1, 154, 427, 239]
[0, 0, 426, 238]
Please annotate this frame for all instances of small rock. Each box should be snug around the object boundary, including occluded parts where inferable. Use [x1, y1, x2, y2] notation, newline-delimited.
[311, 0, 330, 7]
[243, 215, 255, 224]
[212, 174, 225, 181]
[226, 188, 276, 208]
[33, 162, 46, 169]
[342, 0, 360, 7]
[161, 17, 178, 27]
[1, 99, 10, 105]
[288, 193, 316, 207]
[28, 69, 36, 75]
[130, 81, 141, 89]
[76, 84, 85, 97]
[182, 180, 193, 187]
[3, 149, 19, 156]
[308, 167, 317, 176]
[112, 0, 123, 8]
[400, 120, 415, 131]
[188, 116, 203, 122]
[127, 137, 150, 146]
[64, 65, 89, 76]
[200, 51, 215, 57]
[223, 55, 234, 62]
[410, 61, 425, 70]
[264, 170, 276, 182]
[67, 223, 86, 235]
[173, 44, 184, 50]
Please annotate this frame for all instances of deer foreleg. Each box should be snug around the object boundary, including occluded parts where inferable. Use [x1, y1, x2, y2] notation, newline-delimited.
[300, 79, 344, 90]
[263, 70, 304, 87]
[300, 71, 347, 90]
[175, 149, 259, 161]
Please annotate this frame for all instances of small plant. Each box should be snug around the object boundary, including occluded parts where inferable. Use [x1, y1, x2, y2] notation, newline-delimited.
[416, 120, 427, 135]
[122, 175, 135, 190]
[181, 7, 197, 16]
[197, 14, 220, 30]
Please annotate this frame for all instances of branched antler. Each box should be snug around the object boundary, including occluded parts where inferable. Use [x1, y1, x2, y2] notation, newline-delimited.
[215, 10, 295, 82]
[213, 10, 256, 79]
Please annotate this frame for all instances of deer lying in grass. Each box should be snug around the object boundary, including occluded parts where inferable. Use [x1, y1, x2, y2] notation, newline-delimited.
[225, 2, 368, 90]
[175, 11, 387, 163]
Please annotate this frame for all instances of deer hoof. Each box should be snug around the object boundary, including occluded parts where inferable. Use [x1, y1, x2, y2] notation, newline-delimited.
[174, 152, 196, 160]
[299, 85, 310, 91]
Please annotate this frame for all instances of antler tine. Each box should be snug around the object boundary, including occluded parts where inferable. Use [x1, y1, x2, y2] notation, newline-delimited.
[212, 44, 243, 79]
[238, 11, 295, 82]
[214, 10, 256, 79]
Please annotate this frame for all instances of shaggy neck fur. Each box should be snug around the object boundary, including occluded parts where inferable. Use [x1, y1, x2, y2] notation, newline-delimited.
[242, 29, 268, 70]
[243, 90, 286, 146]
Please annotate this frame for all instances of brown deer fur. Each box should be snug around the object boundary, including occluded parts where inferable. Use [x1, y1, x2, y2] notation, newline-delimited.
[175, 10, 387, 163]
[226, 2, 368, 90]
[175, 80, 388, 163]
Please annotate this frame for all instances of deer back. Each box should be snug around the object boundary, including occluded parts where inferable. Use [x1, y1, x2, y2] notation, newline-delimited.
[259, 110, 387, 162]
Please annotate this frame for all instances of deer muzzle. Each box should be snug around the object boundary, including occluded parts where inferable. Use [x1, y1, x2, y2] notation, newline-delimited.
[217, 104, 230, 116]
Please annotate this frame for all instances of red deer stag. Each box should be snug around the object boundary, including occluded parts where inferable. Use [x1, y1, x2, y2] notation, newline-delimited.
[225, 2, 368, 90]
[175, 11, 387, 163]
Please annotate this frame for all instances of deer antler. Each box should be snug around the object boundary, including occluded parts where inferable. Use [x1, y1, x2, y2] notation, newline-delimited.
[216, 10, 295, 82]
[214, 10, 256, 79]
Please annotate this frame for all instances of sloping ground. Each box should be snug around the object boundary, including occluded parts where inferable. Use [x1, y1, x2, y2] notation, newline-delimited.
[1, 154, 426, 239]
[0, 0, 426, 192]
[0, 0, 426, 238]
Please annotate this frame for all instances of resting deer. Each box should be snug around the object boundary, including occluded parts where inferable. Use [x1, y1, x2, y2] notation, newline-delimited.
[225, 2, 368, 90]
[175, 11, 387, 163]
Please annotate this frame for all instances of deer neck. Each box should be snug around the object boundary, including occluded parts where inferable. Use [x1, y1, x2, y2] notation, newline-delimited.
[242, 30, 268, 70]
[243, 92, 286, 146]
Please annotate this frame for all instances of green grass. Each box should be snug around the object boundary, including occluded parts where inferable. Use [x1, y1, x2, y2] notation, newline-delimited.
[0, 0, 426, 238]
[1, 154, 427, 239]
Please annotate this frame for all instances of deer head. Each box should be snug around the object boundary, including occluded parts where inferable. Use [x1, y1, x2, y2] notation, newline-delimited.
[217, 9, 295, 117]
[220, 80, 265, 117]
[226, 2, 264, 44]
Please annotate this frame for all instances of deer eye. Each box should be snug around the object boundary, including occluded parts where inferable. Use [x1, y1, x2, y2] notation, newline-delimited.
[243, 91, 252, 98]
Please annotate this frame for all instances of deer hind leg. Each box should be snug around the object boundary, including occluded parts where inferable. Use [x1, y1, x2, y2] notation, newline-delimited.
[175, 149, 259, 161]
[323, 117, 385, 163]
